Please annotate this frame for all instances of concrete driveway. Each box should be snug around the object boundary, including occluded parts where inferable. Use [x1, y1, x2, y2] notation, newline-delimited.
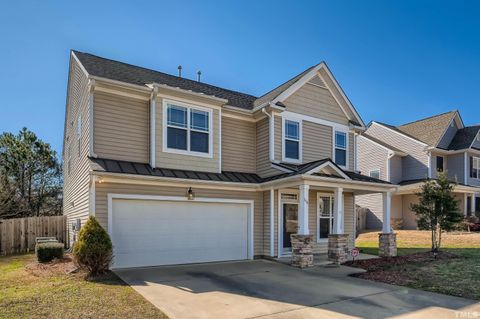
[115, 260, 479, 319]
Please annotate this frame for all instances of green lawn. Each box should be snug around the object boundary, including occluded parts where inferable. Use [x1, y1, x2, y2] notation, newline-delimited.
[0, 254, 168, 319]
[355, 230, 480, 300]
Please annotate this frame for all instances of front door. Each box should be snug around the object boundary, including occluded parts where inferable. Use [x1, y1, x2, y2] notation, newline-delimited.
[282, 203, 298, 250]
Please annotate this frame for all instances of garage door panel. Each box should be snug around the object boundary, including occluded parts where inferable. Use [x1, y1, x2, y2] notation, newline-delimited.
[111, 198, 250, 268]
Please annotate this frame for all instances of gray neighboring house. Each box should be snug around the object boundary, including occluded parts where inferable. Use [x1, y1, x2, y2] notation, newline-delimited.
[357, 110, 480, 230]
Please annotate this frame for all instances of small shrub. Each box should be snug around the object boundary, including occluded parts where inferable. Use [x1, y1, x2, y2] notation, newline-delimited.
[73, 216, 113, 276]
[36, 242, 64, 263]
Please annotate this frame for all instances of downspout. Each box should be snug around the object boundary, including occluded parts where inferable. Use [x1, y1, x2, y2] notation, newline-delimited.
[387, 152, 394, 183]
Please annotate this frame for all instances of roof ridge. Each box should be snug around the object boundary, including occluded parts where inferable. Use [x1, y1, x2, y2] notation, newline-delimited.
[398, 110, 457, 128]
[255, 64, 317, 101]
[73, 50, 258, 99]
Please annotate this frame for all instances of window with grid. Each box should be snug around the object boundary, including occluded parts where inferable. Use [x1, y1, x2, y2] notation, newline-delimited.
[284, 120, 300, 160]
[471, 157, 480, 179]
[166, 104, 210, 154]
[334, 131, 347, 167]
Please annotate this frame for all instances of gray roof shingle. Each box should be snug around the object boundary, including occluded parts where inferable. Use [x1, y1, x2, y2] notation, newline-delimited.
[447, 126, 480, 150]
[74, 51, 258, 110]
[396, 110, 458, 146]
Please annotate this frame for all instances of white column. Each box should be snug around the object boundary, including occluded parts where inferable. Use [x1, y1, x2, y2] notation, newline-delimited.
[298, 184, 310, 235]
[471, 194, 476, 215]
[382, 192, 392, 234]
[333, 187, 344, 234]
[269, 188, 275, 256]
[464, 193, 469, 216]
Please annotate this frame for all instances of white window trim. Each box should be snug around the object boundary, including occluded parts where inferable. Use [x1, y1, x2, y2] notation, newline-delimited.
[472, 156, 480, 180]
[369, 169, 381, 179]
[162, 99, 213, 158]
[282, 117, 302, 164]
[316, 192, 334, 243]
[333, 130, 349, 170]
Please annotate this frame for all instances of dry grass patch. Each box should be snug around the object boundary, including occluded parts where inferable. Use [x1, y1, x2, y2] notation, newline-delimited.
[0, 253, 168, 319]
[356, 230, 480, 249]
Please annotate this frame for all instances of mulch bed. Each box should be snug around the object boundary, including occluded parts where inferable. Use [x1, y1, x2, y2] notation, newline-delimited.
[25, 254, 78, 277]
[343, 251, 459, 285]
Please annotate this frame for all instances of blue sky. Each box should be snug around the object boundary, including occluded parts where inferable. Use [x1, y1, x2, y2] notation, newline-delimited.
[1, 1, 479, 154]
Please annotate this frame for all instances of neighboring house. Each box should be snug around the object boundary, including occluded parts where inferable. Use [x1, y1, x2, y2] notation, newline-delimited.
[63, 51, 394, 269]
[357, 110, 480, 230]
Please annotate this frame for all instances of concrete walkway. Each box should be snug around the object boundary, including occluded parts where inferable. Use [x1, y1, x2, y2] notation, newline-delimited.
[115, 260, 479, 319]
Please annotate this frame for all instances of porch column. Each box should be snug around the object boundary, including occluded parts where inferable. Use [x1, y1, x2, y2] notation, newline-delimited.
[470, 193, 476, 216]
[328, 187, 348, 264]
[290, 184, 314, 268]
[382, 192, 392, 234]
[464, 193, 469, 216]
[297, 184, 310, 235]
[332, 187, 344, 234]
[379, 191, 397, 257]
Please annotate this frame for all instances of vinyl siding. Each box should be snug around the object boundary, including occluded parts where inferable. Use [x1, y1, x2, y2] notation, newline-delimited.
[221, 116, 256, 173]
[94, 182, 265, 256]
[302, 122, 332, 163]
[357, 136, 389, 181]
[356, 193, 383, 229]
[390, 155, 403, 184]
[367, 123, 429, 181]
[401, 195, 418, 230]
[446, 153, 465, 184]
[472, 135, 480, 149]
[256, 118, 281, 177]
[274, 115, 282, 161]
[63, 58, 91, 244]
[155, 97, 220, 173]
[93, 92, 150, 163]
[283, 82, 349, 126]
[348, 133, 354, 170]
[437, 120, 458, 149]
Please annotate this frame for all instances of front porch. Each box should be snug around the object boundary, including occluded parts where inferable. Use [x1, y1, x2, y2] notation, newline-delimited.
[262, 160, 398, 267]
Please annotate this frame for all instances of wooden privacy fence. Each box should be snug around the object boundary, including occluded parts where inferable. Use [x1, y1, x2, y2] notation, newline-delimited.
[0, 216, 67, 255]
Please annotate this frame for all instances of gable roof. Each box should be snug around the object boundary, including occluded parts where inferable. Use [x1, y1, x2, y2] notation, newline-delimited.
[448, 126, 480, 150]
[73, 51, 257, 110]
[371, 121, 427, 145]
[73, 51, 365, 127]
[253, 66, 316, 107]
[361, 133, 407, 155]
[396, 110, 458, 146]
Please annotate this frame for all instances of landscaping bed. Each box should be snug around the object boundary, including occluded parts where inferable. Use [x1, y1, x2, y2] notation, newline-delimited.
[352, 230, 480, 300]
[344, 251, 458, 285]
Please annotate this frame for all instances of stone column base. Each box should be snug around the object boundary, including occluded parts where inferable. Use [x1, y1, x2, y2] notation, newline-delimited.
[328, 234, 349, 264]
[290, 234, 314, 268]
[379, 233, 397, 257]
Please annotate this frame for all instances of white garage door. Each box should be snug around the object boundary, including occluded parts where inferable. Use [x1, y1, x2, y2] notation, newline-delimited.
[110, 198, 250, 268]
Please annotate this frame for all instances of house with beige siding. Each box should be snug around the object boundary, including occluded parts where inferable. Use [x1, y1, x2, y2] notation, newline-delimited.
[63, 51, 396, 269]
[357, 110, 480, 230]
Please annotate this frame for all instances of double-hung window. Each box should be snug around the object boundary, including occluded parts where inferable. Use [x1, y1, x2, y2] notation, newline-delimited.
[471, 157, 480, 179]
[334, 131, 347, 167]
[166, 102, 210, 155]
[317, 194, 334, 241]
[284, 120, 300, 161]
